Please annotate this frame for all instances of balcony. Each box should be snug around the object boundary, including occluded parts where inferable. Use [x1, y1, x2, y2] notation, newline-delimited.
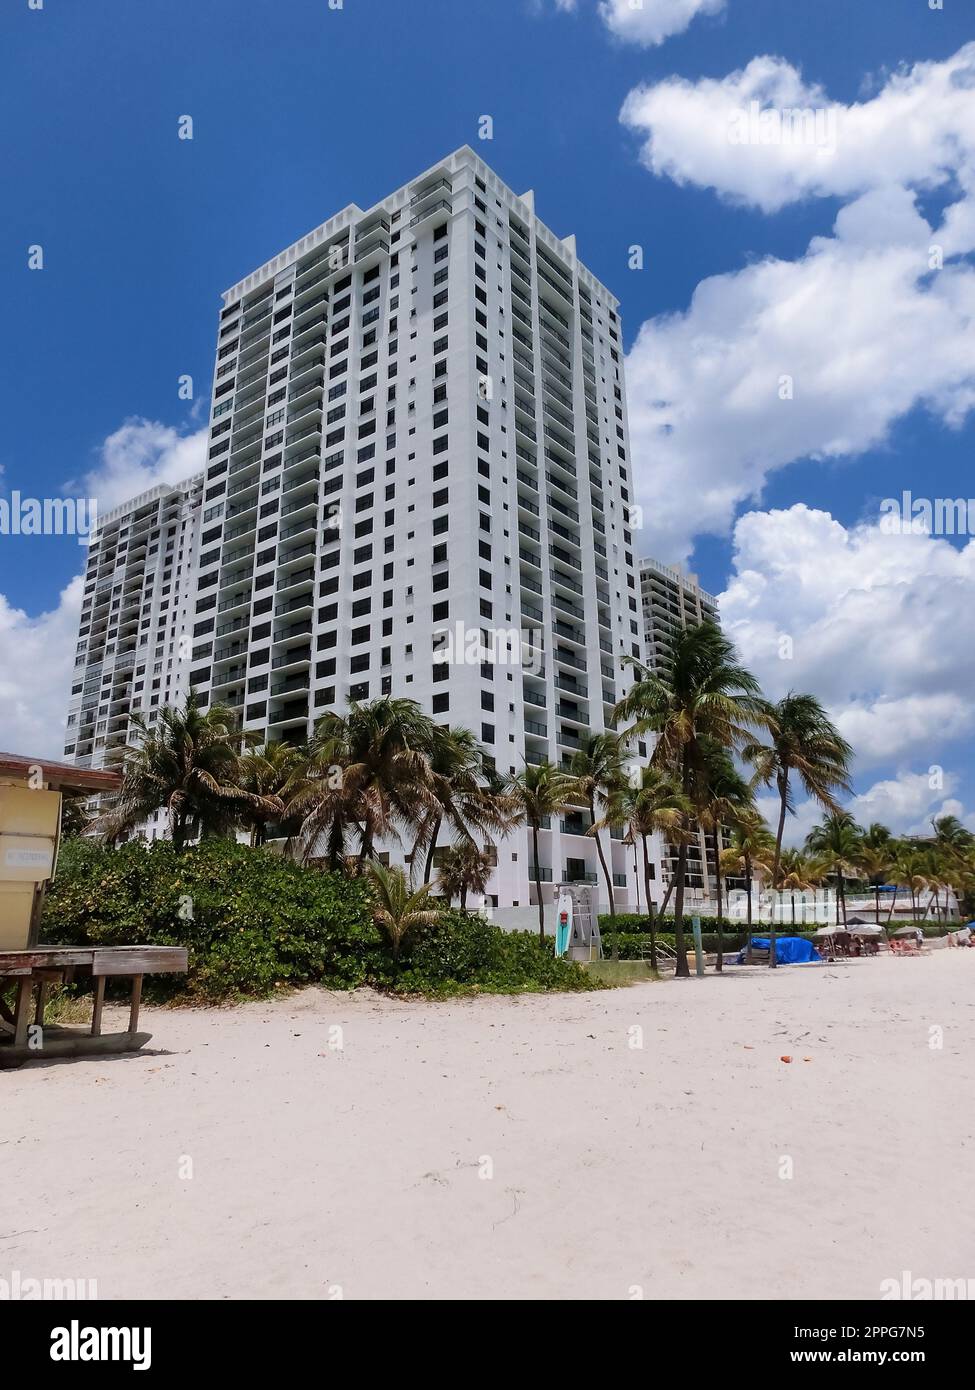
[271, 647, 311, 670]
[268, 699, 309, 726]
[276, 566, 314, 594]
[561, 816, 592, 837]
[354, 230, 390, 262]
[409, 198, 451, 230]
[270, 674, 311, 699]
[410, 177, 452, 207]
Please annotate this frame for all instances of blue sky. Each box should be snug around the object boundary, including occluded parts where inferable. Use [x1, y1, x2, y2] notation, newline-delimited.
[2, 0, 974, 839]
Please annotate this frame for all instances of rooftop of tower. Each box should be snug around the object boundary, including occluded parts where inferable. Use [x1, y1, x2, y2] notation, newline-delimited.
[220, 145, 621, 313]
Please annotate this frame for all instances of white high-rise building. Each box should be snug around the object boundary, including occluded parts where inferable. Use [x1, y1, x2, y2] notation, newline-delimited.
[640, 556, 726, 905]
[67, 148, 648, 915]
[640, 558, 718, 676]
[64, 478, 204, 797]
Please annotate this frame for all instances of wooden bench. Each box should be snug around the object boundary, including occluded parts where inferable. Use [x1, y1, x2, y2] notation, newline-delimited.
[0, 946, 187, 1066]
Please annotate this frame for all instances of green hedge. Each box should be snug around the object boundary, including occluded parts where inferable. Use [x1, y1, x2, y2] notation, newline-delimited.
[41, 840, 597, 1002]
[396, 911, 598, 997]
[42, 839, 384, 1000]
[602, 931, 751, 959]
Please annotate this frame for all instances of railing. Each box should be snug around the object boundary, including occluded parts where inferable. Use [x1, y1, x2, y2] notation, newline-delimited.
[409, 199, 451, 228]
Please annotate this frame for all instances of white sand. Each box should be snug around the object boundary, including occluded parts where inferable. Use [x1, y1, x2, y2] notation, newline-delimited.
[2, 951, 973, 1301]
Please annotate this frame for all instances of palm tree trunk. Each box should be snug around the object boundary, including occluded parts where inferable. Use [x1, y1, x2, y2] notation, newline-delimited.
[886, 884, 898, 926]
[713, 823, 724, 973]
[744, 853, 754, 963]
[422, 815, 442, 886]
[673, 755, 691, 977]
[590, 796, 618, 962]
[772, 768, 789, 890]
[641, 833, 658, 974]
[533, 822, 545, 943]
[673, 838, 689, 977]
[658, 874, 676, 920]
[839, 872, 847, 927]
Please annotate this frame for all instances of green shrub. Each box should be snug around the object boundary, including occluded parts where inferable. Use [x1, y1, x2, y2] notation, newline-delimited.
[394, 909, 598, 996]
[42, 839, 384, 1001]
[41, 842, 599, 1001]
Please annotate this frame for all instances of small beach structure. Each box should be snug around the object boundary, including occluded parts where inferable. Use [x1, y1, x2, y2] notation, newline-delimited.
[0, 751, 186, 1066]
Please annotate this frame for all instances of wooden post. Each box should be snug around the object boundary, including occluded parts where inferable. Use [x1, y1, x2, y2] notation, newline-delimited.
[13, 977, 33, 1048]
[34, 980, 48, 1027]
[91, 976, 106, 1037]
[128, 975, 143, 1035]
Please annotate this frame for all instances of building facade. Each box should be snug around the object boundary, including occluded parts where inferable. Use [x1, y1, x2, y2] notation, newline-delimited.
[64, 477, 205, 832]
[640, 558, 718, 676]
[66, 147, 648, 914]
[639, 556, 729, 907]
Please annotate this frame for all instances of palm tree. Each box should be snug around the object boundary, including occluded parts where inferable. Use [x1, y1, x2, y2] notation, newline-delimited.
[291, 698, 438, 868]
[436, 841, 494, 910]
[697, 740, 751, 972]
[60, 792, 93, 839]
[720, 811, 775, 957]
[615, 621, 768, 976]
[506, 761, 575, 942]
[744, 692, 852, 899]
[597, 767, 689, 972]
[890, 844, 931, 926]
[365, 861, 441, 959]
[856, 841, 896, 928]
[926, 815, 974, 924]
[805, 812, 862, 927]
[410, 725, 516, 884]
[778, 849, 824, 928]
[237, 741, 307, 846]
[97, 692, 269, 850]
[567, 733, 627, 957]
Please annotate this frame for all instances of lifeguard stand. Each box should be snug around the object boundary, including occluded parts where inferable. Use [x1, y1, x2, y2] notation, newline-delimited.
[0, 751, 188, 1065]
[0, 753, 120, 950]
[554, 883, 602, 961]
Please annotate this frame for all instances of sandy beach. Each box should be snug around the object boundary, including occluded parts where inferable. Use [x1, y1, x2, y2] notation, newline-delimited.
[3, 951, 973, 1301]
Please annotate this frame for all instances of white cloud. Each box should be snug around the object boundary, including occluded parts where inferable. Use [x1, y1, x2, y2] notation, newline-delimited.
[625, 185, 975, 560]
[70, 418, 207, 517]
[0, 578, 83, 759]
[848, 772, 965, 839]
[764, 774, 970, 848]
[599, 0, 726, 47]
[548, 0, 725, 45]
[620, 44, 975, 224]
[720, 504, 975, 769]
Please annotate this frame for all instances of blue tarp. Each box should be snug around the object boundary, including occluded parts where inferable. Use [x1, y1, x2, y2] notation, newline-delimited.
[736, 936, 822, 965]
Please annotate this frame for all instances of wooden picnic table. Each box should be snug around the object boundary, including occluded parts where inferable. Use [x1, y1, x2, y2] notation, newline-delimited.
[0, 946, 187, 1066]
